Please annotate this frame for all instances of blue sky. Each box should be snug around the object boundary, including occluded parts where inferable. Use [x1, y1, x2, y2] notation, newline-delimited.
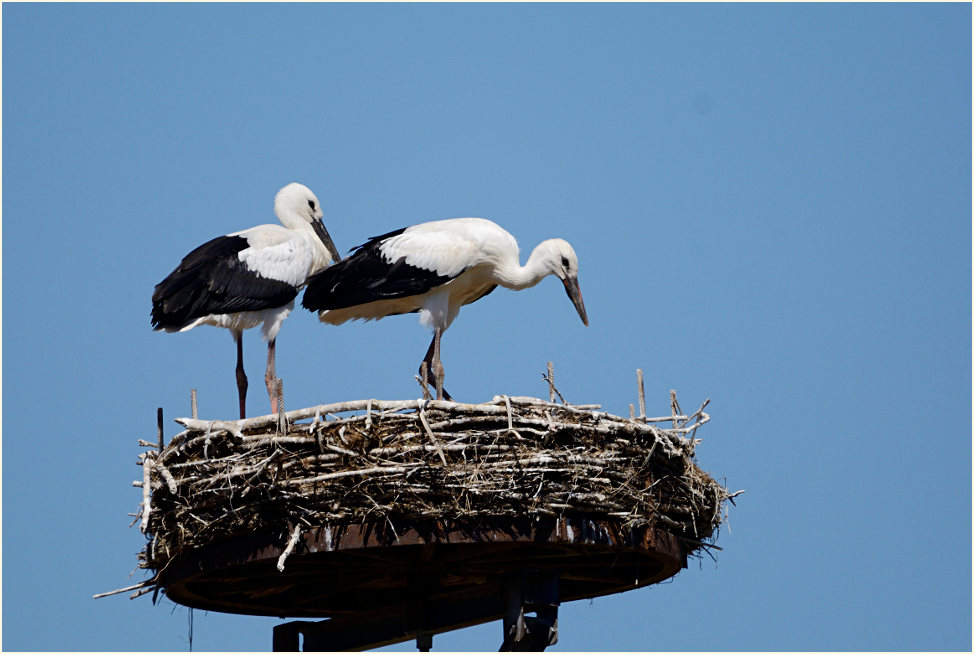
[2, 2, 970, 651]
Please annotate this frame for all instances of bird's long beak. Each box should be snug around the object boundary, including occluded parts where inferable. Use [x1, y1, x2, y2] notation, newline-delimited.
[562, 276, 589, 326]
[312, 219, 342, 263]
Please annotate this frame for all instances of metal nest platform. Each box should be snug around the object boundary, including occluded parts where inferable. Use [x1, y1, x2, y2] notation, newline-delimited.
[120, 376, 737, 651]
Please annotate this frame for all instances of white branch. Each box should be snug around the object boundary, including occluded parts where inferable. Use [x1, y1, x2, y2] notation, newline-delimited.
[418, 403, 449, 465]
[282, 465, 413, 485]
[140, 456, 152, 533]
[157, 463, 178, 494]
[276, 525, 303, 572]
[92, 579, 154, 599]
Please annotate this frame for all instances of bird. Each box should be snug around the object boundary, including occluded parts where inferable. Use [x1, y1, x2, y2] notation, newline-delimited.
[301, 217, 588, 400]
[151, 182, 341, 419]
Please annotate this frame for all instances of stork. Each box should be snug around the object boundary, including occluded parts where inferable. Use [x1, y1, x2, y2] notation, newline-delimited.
[301, 217, 588, 400]
[151, 182, 341, 418]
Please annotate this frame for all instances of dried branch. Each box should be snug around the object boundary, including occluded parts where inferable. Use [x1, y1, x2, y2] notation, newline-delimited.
[93, 579, 156, 599]
[276, 524, 302, 572]
[140, 454, 152, 533]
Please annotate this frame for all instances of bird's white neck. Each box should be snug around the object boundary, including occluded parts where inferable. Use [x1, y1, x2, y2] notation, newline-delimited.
[494, 241, 559, 291]
[278, 209, 335, 271]
[276, 208, 307, 232]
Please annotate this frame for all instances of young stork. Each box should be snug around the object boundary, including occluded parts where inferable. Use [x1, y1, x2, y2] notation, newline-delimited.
[151, 183, 341, 418]
[301, 217, 588, 400]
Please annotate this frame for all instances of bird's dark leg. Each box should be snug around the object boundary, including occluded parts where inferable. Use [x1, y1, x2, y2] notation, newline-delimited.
[265, 338, 279, 416]
[432, 328, 449, 401]
[420, 337, 435, 379]
[419, 337, 436, 398]
[419, 332, 453, 401]
[234, 330, 248, 419]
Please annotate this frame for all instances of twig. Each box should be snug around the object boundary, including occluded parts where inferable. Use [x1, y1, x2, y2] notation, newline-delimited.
[130, 586, 156, 599]
[418, 403, 449, 465]
[173, 419, 244, 440]
[502, 395, 522, 439]
[682, 398, 710, 428]
[282, 465, 413, 485]
[547, 361, 555, 402]
[490, 396, 601, 411]
[670, 390, 681, 429]
[276, 524, 303, 572]
[679, 537, 723, 551]
[92, 579, 155, 599]
[677, 412, 710, 435]
[157, 462, 178, 494]
[636, 369, 646, 419]
[542, 362, 567, 404]
[140, 454, 152, 533]
[726, 489, 746, 506]
[324, 443, 359, 458]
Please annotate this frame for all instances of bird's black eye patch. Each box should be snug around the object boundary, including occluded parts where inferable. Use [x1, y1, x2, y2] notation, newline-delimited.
[308, 199, 316, 210]
[561, 256, 569, 267]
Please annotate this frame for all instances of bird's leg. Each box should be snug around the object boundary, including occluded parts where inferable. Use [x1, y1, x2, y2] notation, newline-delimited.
[418, 361, 432, 401]
[265, 338, 279, 416]
[419, 337, 437, 397]
[419, 332, 453, 401]
[234, 330, 248, 419]
[431, 328, 450, 401]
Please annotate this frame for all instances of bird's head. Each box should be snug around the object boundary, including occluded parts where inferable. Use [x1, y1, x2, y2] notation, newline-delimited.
[275, 182, 341, 263]
[538, 238, 589, 326]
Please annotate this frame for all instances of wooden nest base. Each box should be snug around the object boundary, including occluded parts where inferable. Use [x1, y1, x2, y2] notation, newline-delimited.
[132, 395, 731, 609]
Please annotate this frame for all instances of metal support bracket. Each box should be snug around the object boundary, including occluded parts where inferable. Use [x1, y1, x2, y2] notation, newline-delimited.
[271, 570, 560, 652]
[499, 571, 559, 651]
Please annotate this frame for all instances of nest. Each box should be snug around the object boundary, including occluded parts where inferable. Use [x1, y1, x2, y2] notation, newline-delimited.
[133, 394, 732, 589]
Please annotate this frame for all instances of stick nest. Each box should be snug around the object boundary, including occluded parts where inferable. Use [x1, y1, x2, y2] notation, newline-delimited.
[135, 395, 732, 578]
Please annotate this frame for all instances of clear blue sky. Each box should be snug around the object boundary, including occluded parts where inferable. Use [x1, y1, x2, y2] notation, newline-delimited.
[2, 3, 970, 651]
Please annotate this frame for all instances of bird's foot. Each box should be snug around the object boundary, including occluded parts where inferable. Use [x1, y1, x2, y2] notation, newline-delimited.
[437, 385, 455, 402]
[266, 375, 282, 416]
[415, 376, 453, 401]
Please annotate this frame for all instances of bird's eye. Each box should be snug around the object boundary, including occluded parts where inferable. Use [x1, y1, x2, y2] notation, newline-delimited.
[308, 200, 316, 210]
[561, 256, 569, 267]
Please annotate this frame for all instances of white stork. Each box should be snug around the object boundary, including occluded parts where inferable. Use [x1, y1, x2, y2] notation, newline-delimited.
[301, 217, 588, 400]
[151, 182, 341, 418]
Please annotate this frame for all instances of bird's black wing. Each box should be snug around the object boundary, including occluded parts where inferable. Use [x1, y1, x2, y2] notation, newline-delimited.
[151, 235, 298, 331]
[302, 227, 454, 311]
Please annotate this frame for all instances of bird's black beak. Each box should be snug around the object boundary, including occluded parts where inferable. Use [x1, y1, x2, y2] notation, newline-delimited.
[562, 276, 589, 326]
[313, 219, 342, 263]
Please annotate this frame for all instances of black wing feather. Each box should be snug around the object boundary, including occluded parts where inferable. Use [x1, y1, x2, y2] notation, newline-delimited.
[151, 235, 298, 331]
[302, 227, 454, 311]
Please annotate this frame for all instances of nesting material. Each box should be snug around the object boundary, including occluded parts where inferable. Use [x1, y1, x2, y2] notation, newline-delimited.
[134, 394, 732, 580]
